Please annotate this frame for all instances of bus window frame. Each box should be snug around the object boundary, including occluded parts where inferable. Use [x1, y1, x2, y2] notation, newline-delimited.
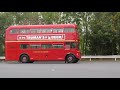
[41, 44, 53, 49]
[29, 44, 41, 49]
[20, 44, 29, 49]
[52, 44, 64, 49]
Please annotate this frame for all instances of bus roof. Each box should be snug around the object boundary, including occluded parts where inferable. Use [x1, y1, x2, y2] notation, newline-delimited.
[6, 24, 77, 30]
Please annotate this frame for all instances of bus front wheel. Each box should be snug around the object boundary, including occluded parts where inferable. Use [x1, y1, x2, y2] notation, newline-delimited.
[20, 55, 30, 63]
[66, 54, 78, 63]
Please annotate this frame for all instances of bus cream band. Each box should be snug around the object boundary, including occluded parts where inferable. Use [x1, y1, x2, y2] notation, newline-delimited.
[17, 34, 65, 40]
[5, 40, 77, 42]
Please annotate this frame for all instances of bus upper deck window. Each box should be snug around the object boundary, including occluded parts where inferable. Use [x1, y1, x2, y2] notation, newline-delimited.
[20, 29, 30, 34]
[53, 28, 63, 33]
[10, 29, 19, 34]
[64, 28, 74, 32]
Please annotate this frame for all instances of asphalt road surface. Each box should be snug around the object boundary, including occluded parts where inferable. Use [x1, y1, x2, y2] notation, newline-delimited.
[0, 60, 120, 78]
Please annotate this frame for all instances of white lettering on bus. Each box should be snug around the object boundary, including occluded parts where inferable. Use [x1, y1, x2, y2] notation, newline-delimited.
[17, 34, 65, 40]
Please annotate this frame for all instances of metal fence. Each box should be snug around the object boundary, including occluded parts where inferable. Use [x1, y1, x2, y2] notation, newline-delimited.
[82, 55, 120, 61]
[0, 56, 5, 60]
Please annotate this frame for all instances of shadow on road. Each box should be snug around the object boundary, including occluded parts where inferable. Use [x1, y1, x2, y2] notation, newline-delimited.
[0, 61, 80, 64]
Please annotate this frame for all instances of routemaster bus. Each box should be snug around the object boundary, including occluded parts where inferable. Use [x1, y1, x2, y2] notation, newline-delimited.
[5, 24, 81, 63]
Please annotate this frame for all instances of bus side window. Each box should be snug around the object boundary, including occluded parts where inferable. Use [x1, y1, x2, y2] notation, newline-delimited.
[53, 44, 63, 48]
[41, 44, 52, 49]
[65, 42, 70, 49]
[30, 44, 41, 49]
[10, 29, 19, 34]
[20, 44, 29, 49]
[65, 42, 77, 49]
[71, 42, 76, 48]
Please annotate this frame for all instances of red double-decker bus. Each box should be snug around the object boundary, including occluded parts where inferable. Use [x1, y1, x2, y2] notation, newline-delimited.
[5, 24, 81, 63]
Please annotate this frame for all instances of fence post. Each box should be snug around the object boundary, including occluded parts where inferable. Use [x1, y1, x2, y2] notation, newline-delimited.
[90, 58, 91, 61]
[115, 58, 116, 61]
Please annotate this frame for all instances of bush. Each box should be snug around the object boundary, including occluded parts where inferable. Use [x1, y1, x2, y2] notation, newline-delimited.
[0, 44, 5, 56]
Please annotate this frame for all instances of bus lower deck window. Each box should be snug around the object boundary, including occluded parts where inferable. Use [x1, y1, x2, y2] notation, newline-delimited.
[41, 44, 52, 49]
[30, 44, 41, 49]
[20, 44, 29, 49]
[65, 42, 77, 49]
[65, 42, 71, 49]
[71, 42, 76, 48]
[53, 44, 63, 48]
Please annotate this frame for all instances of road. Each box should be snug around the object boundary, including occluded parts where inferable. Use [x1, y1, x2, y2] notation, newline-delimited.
[0, 60, 120, 78]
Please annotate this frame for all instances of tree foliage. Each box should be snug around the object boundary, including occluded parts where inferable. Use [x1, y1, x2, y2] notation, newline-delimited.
[0, 12, 120, 56]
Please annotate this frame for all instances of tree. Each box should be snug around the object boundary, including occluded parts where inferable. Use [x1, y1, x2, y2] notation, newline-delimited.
[89, 12, 120, 55]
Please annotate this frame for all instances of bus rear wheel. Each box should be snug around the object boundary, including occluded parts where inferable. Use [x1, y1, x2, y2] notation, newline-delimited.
[66, 54, 78, 63]
[20, 55, 30, 63]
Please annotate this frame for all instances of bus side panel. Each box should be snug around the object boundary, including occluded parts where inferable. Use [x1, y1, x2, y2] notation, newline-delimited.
[48, 49, 65, 60]
[5, 42, 18, 61]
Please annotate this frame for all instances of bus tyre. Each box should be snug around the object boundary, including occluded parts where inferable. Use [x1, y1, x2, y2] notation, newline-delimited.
[66, 54, 78, 63]
[20, 55, 30, 63]
[73, 58, 79, 63]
